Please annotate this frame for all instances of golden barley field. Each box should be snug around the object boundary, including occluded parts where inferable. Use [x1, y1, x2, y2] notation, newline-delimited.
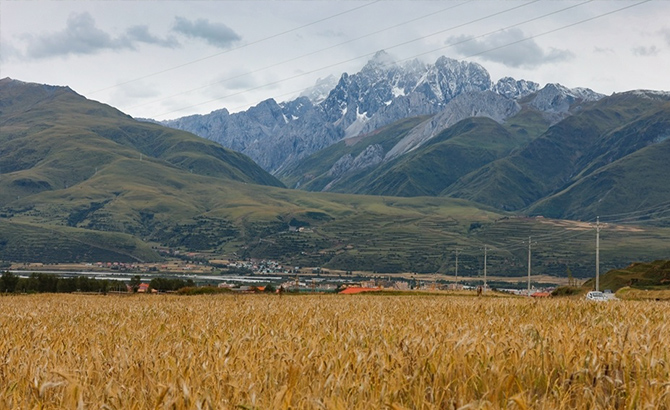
[1, 294, 669, 409]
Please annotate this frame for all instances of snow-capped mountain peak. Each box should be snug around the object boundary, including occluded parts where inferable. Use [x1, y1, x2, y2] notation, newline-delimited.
[162, 52, 604, 174]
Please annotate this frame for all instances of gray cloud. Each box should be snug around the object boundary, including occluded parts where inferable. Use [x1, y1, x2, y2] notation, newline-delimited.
[632, 45, 659, 56]
[661, 28, 670, 46]
[172, 17, 241, 48]
[22, 12, 124, 59]
[0, 40, 22, 62]
[447, 28, 573, 68]
[126, 25, 180, 48]
[16, 12, 178, 60]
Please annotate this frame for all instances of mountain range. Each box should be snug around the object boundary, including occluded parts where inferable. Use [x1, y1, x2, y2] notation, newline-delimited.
[163, 51, 602, 174]
[162, 51, 670, 223]
[2, 52, 670, 277]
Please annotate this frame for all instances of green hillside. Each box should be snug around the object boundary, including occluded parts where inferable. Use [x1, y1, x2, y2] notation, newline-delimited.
[344, 114, 544, 197]
[280, 108, 549, 198]
[529, 138, 670, 221]
[0, 219, 158, 263]
[583, 260, 670, 291]
[2, 79, 670, 277]
[445, 92, 670, 216]
[279, 116, 428, 190]
[0, 77, 282, 204]
[0, 78, 281, 261]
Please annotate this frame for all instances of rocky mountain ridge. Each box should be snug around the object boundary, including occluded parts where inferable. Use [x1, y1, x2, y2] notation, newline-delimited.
[162, 51, 603, 174]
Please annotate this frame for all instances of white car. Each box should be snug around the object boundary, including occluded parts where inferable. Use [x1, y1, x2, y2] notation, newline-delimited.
[586, 291, 608, 301]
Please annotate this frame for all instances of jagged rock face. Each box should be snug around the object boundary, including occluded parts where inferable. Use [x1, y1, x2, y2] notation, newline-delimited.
[413, 56, 492, 104]
[161, 52, 603, 174]
[493, 77, 540, 99]
[299, 75, 338, 104]
[327, 154, 354, 178]
[321, 51, 431, 136]
[358, 92, 436, 136]
[385, 91, 521, 161]
[324, 144, 384, 191]
[328, 144, 384, 177]
[527, 83, 604, 124]
[163, 97, 317, 170]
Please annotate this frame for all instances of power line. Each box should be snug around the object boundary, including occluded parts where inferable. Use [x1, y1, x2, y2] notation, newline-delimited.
[152, 0, 602, 118]
[149, 0, 545, 118]
[86, 0, 382, 95]
[459, 0, 651, 61]
[392, 0, 592, 65]
[128, 0, 473, 112]
[151, 0, 651, 120]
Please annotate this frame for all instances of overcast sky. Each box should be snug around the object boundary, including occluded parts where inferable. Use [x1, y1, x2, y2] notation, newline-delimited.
[1, 0, 668, 120]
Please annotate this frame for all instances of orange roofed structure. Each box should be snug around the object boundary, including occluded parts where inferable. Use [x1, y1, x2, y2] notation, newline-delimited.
[339, 287, 380, 295]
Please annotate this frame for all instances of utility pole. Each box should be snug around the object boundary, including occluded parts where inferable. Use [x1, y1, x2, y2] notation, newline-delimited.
[454, 250, 459, 283]
[527, 236, 532, 297]
[596, 216, 600, 292]
[483, 246, 487, 290]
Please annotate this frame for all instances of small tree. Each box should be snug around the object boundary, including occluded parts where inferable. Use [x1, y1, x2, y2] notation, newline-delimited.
[566, 266, 574, 287]
[129, 275, 141, 293]
[0, 271, 18, 293]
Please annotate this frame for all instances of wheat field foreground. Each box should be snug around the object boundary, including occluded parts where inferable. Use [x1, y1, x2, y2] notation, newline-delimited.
[1, 295, 669, 409]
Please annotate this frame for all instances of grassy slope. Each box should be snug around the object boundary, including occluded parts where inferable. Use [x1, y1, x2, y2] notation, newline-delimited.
[2, 80, 670, 276]
[0, 219, 159, 263]
[583, 260, 670, 291]
[529, 138, 670, 221]
[10, 158, 670, 277]
[281, 108, 549, 198]
[346, 114, 543, 197]
[0, 78, 282, 205]
[445, 92, 670, 212]
[278, 116, 428, 190]
[529, 102, 670, 220]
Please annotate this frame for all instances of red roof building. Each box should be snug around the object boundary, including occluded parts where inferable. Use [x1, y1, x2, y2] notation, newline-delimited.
[339, 287, 380, 295]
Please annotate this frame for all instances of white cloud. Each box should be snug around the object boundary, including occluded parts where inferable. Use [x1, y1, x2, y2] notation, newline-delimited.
[447, 28, 573, 68]
[172, 17, 241, 48]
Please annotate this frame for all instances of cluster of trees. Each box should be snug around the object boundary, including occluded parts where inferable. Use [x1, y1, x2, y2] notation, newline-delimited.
[0, 272, 197, 294]
[147, 277, 194, 292]
[1, 271, 282, 294]
[0, 271, 120, 294]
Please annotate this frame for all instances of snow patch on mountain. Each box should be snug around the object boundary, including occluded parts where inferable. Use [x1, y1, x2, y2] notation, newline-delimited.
[527, 83, 603, 124]
[628, 89, 670, 100]
[300, 75, 339, 104]
[161, 51, 605, 174]
[493, 77, 540, 99]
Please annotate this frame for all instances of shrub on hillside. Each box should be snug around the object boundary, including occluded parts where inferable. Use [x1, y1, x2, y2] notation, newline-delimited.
[551, 286, 583, 297]
[176, 286, 231, 295]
